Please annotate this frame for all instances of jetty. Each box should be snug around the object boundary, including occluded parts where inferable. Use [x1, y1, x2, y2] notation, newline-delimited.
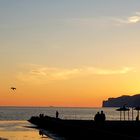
[28, 115, 140, 140]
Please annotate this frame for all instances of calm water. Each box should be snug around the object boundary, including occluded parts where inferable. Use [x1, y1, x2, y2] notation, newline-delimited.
[0, 107, 125, 120]
[0, 107, 138, 140]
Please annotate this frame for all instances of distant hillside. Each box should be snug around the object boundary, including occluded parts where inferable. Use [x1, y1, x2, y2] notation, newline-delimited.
[102, 94, 140, 107]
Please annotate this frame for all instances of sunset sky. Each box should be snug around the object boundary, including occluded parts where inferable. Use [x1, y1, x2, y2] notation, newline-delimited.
[1, 0, 140, 107]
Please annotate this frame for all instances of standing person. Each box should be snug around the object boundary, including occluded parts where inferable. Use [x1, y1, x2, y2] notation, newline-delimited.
[56, 111, 59, 118]
[94, 112, 100, 122]
[136, 115, 139, 121]
[100, 111, 106, 122]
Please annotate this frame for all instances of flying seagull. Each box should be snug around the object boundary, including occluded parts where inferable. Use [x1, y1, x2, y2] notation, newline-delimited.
[11, 87, 16, 91]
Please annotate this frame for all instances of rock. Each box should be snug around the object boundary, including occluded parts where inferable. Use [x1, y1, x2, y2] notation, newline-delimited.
[102, 94, 140, 107]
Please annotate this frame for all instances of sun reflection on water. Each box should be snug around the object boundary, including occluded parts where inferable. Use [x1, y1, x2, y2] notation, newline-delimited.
[0, 121, 53, 140]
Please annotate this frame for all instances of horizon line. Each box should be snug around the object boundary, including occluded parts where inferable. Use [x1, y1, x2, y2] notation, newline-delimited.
[0, 105, 104, 108]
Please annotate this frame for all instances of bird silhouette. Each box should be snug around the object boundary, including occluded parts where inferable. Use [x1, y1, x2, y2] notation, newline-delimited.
[11, 87, 16, 91]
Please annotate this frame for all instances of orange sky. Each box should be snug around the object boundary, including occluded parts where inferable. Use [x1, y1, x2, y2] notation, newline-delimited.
[1, 70, 140, 107]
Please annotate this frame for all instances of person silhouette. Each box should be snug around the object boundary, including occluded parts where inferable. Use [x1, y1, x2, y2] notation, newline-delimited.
[136, 115, 139, 121]
[56, 111, 59, 118]
[94, 112, 100, 122]
[100, 110, 106, 122]
[39, 130, 44, 137]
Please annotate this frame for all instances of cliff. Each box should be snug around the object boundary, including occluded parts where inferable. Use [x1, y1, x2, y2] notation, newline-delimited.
[102, 94, 140, 107]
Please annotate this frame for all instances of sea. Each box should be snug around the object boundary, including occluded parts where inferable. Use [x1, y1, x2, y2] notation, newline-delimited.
[0, 107, 137, 140]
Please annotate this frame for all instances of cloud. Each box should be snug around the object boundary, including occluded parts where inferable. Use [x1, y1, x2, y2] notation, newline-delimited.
[128, 16, 140, 23]
[87, 67, 134, 75]
[112, 12, 140, 25]
[63, 11, 140, 28]
[16, 64, 134, 84]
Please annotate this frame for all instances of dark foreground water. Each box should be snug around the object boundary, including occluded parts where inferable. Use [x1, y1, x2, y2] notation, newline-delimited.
[0, 107, 137, 140]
